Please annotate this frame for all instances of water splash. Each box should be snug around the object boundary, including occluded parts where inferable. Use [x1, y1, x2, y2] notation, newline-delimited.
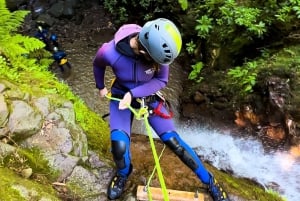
[177, 123, 300, 201]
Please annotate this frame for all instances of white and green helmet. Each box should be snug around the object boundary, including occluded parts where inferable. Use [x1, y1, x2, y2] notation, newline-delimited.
[138, 18, 182, 65]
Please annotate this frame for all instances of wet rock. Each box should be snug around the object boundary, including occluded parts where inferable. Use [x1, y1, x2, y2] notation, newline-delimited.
[264, 126, 286, 142]
[193, 91, 206, 103]
[87, 151, 107, 169]
[0, 142, 16, 157]
[0, 94, 9, 127]
[36, 13, 55, 26]
[0, 83, 6, 92]
[33, 97, 50, 117]
[48, 1, 64, 18]
[21, 168, 33, 179]
[5, 0, 27, 11]
[8, 100, 42, 139]
[0, 127, 9, 138]
[182, 103, 200, 118]
[266, 76, 290, 110]
[213, 100, 228, 110]
[30, 0, 49, 19]
[55, 101, 76, 124]
[11, 183, 55, 200]
[66, 165, 112, 200]
[234, 105, 261, 129]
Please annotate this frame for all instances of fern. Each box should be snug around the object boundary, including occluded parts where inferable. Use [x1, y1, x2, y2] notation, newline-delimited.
[0, 5, 29, 34]
[0, 0, 53, 80]
[12, 34, 46, 52]
[0, 56, 20, 80]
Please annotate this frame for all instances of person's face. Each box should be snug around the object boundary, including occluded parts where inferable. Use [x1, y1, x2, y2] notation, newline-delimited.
[136, 36, 153, 62]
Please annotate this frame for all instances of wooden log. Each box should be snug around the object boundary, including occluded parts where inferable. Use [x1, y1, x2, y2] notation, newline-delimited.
[136, 185, 205, 201]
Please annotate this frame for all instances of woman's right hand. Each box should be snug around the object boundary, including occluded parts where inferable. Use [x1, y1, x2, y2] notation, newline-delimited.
[99, 87, 108, 97]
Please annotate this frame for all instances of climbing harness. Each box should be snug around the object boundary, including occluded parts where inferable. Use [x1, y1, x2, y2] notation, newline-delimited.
[149, 99, 173, 119]
[105, 94, 170, 201]
[102, 92, 174, 120]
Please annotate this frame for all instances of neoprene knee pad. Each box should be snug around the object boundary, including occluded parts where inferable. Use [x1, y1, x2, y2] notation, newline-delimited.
[111, 130, 132, 176]
[160, 131, 199, 171]
[160, 131, 210, 183]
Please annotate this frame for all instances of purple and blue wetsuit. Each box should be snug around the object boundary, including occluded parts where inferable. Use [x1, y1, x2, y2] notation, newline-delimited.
[93, 24, 211, 185]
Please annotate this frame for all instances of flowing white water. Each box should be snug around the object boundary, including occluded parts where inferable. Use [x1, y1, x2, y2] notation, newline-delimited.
[175, 123, 300, 201]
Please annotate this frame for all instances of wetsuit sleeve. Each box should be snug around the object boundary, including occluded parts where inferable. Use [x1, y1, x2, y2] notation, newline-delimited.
[130, 64, 169, 97]
[93, 43, 110, 89]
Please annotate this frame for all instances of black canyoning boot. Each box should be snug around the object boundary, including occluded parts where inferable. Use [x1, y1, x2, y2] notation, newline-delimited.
[107, 173, 128, 200]
[107, 165, 132, 200]
[208, 174, 230, 201]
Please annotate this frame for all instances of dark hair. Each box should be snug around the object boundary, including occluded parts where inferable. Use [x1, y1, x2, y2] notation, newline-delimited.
[137, 36, 160, 71]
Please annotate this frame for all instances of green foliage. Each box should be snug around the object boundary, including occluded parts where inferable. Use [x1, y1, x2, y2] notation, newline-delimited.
[0, 0, 53, 81]
[186, 40, 196, 55]
[0, 1, 28, 34]
[266, 189, 288, 201]
[0, 167, 60, 200]
[74, 100, 110, 154]
[224, 45, 300, 103]
[293, 5, 300, 18]
[195, 15, 213, 38]
[275, 0, 300, 22]
[268, 46, 300, 79]
[188, 61, 204, 83]
[180, 0, 300, 87]
[18, 148, 58, 180]
[3, 148, 58, 182]
[178, 0, 188, 10]
[193, 0, 268, 43]
[226, 61, 258, 97]
[103, 0, 185, 25]
[0, 0, 110, 156]
[208, 165, 286, 201]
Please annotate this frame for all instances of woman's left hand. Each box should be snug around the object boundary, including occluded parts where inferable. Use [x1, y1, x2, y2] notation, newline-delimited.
[119, 92, 132, 110]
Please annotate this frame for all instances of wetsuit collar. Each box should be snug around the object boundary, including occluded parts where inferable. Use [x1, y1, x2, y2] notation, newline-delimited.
[116, 35, 136, 57]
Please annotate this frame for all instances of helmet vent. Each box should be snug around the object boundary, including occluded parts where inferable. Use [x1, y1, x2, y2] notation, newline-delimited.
[164, 58, 171, 63]
[144, 32, 149, 40]
[154, 24, 160, 30]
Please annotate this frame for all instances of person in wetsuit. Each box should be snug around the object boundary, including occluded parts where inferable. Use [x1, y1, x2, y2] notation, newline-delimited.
[93, 18, 230, 201]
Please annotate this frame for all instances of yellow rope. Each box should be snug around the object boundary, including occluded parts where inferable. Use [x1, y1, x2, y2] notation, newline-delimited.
[105, 94, 169, 201]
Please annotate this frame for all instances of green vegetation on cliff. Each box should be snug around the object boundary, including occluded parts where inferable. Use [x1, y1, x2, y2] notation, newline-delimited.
[0, 0, 110, 198]
[0, 167, 60, 201]
[0, 0, 110, 155]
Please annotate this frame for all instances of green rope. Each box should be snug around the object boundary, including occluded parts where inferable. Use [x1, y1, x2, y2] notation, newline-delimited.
[105, 94, 169, 201]
[145, 139, 167, 201]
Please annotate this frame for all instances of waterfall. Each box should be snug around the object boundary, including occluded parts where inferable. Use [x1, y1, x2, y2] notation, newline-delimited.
[176, 122, 299, 201]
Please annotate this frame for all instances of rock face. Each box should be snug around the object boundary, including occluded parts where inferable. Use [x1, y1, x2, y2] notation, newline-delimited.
[0, 79, 213, 200]
[0, 79, 112, 200]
